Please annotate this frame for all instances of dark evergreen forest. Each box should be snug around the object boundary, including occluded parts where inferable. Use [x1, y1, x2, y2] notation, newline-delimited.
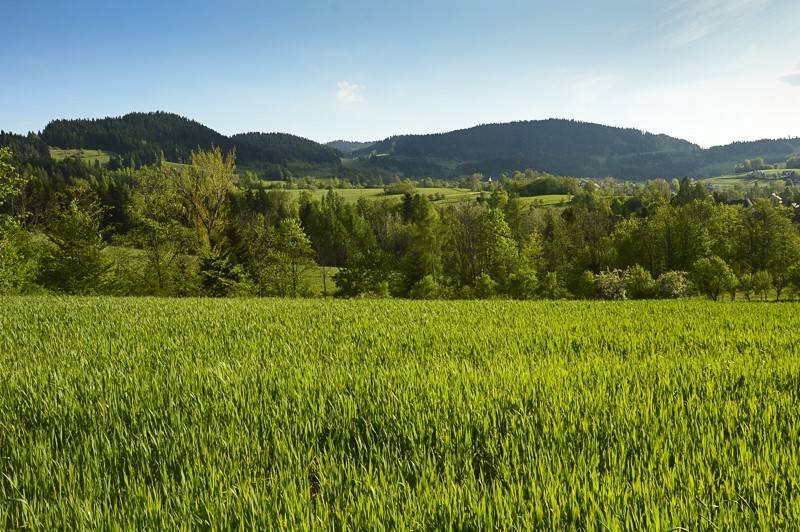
[353, 119, 800, 180]
[40, 112, 342, 169]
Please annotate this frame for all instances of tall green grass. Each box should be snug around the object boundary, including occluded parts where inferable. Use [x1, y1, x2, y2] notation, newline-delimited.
[1, 298, 798, 528]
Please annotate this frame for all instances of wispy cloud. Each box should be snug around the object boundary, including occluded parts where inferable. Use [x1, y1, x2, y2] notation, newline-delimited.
[662, 0, 770, 46]
[781, 64, 800, 86]
[336, 81, 364, 103]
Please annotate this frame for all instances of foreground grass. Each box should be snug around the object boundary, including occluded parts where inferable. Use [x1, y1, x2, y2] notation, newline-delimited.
[1, 298, 799, 529]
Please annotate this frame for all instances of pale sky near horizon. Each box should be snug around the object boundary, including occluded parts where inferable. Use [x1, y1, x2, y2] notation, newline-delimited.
[2, 0, 799, 148]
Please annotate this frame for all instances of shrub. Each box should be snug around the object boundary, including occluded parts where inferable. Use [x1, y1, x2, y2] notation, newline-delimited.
[409, 275, 442, 300]
[596, 269, 628, 300]
[626, 265, 658, 299]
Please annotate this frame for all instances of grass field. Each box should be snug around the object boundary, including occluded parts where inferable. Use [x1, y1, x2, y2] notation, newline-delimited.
[2, 298, 799, 528]
[49, 148, 114, 166]
[285, 187, 479, 204]
[285, 187, 570, 207]
[700, 169, 794, 188]
[517, 194, 572, 206]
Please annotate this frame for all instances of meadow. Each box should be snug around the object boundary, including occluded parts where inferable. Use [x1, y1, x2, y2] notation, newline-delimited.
[49, 148, 114, 166]
[700, 168, 793, 188]
[283, 186, 476, 204]
[1, 297, 798, 529]
[284, 187, 571, 207]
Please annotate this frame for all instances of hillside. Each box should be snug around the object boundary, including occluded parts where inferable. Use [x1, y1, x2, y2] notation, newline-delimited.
[326, 140, 376, 155]
[8, 113, 800, 181]
[352, 119, 800, 181]
[40, 112, 342, 169]
[231, 132, 341, 166]
[352, 119, 701, 180]
[698, 139, 800, 176]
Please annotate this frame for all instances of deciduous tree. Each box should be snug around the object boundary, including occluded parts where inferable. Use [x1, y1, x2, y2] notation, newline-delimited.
[692, 256, 736, 301]
[0, 148, 36, 293]
[126, 166, 199, 295]
[170, 146, 238, 251]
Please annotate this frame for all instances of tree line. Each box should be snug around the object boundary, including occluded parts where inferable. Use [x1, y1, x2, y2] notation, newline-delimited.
[3, 145, 800, 300]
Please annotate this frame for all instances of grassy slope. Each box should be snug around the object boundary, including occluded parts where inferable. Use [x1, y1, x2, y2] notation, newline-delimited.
[284, 187, 571, 206]
[516, 194, 572, 206]
[49, 148, 114, 166]
[283, 187, 473, 203]
[700, 168, 794, 188]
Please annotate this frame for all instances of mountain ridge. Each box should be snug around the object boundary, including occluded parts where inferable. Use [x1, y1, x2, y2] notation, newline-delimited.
[346, 119, 800, 180]
[39, 111, 341, 169]
[10, 111, 800, 181]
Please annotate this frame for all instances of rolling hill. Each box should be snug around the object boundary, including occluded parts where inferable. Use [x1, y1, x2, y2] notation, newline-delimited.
[351, 119, 800, 181]
[7, 112, 800, 181]
[326, 140, 376, 155]
[40, 112, 342, 168]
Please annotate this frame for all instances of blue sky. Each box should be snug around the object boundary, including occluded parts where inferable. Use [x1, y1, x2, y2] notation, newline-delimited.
[2, 0, 799, 147]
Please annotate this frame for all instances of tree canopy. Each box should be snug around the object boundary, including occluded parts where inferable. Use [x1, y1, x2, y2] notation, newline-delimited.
[5, 126, 800, 300]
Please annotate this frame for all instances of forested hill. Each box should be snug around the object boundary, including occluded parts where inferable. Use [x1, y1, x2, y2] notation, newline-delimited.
[326, 140, 376, 155]
[352, 119, 800, 180]
[231, 132, 340, 165]
[40, 112, 341, 167]
[20, 112, 800, 180]
[703, 139, 800, 167]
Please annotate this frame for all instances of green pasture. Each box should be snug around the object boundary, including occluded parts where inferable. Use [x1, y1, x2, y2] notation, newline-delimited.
[701, 168, 795, 188]
[517, 193, 572, 206]
[285, 187, 480, 204]
[284, 188, 571, 207]
[49, 148, 114, 166]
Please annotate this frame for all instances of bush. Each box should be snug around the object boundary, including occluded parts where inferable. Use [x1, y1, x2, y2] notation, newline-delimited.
[409, 275, 442, 300]
[506, 270, 538, 300]
[474, 273, 498, 299]
[538, 272, 569, 299]
[572, 270, 598, 300]
[656, 271, 690, 299]
[626, 265, 657, 299]
[595, 269, 628, 300]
